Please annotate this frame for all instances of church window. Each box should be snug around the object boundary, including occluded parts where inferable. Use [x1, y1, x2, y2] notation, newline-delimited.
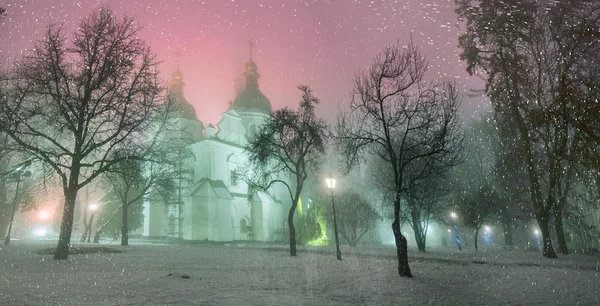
[240, 218, 247, 233]
[227, 154, 240, 187]
[230, 170, 239, 186]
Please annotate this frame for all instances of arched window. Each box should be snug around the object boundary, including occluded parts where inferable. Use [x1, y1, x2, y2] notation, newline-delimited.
[227, 154, 240, 187]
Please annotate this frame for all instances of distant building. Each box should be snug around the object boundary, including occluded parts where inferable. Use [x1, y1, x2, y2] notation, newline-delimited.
[141, 52, 288, 242]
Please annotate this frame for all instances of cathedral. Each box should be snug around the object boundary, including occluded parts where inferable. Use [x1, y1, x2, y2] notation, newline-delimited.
[141, 51, 289, 242]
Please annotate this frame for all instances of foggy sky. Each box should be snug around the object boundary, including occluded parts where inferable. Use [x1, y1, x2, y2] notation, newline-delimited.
[0, 0, 487, 125]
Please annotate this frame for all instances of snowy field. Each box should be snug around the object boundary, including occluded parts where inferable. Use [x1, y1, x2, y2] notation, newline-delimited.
[1, 241, 599, 305]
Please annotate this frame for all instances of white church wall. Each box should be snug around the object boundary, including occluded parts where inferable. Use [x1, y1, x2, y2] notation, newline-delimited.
[230, 196, 251, 241]
[210, 198, 234, 241]
[216, 110, 246, 145]
[143, 197, 169, 238]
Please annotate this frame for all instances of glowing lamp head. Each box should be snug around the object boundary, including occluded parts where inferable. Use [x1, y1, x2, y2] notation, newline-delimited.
[89, 203, 98, 211]
[450, 212, 457, 219]
[39, 211, 49, 220]
[534, 229, 540, 236]
[325, 173, 336, 190]
[484, 226, 491, 232]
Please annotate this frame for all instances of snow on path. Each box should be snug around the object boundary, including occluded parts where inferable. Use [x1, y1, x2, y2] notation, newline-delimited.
[0, 241, 598, 305]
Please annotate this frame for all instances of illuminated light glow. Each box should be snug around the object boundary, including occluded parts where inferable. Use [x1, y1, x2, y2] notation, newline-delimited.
[325, 175, 336, 189]
[306, 203, 328, 247]
[33, 228, 48, 237]
[39, 211, 49, 219]
[89, 203, 98, 211]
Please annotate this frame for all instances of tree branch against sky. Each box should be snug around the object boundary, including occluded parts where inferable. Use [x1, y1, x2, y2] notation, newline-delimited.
[244, 85, 328, 257]
[335, 39, 464, 277]
[0, 7, 169, 259]
[456, 0, 600, 257]
[324, 191, 381, 247]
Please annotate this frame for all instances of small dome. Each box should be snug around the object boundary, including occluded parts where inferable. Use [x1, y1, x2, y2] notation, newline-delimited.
[232, 59, 272, 114]
[168, 66, 202, 123]
[172, 69, 183, 81]
[233, 87, 272, 114]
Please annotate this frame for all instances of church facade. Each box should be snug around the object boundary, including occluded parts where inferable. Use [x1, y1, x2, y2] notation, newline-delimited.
[141, 55, 289, 242]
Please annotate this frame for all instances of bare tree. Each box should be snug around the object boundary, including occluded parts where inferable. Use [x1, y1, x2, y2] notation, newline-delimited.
[0, 76, 15, 235]
[0, 7, 167, 259]
[454, 184, 498, 251]
[244, 85, 328, 256]
[456, 0, 599, 257]
[324, 191, 380, 247]
[335, 40, 464, 277]
[403, 173, 450, 252]
[104, 146, 181, 245]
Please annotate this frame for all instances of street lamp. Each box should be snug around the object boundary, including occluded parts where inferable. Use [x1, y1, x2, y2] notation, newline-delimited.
[450, 211, 462, 251]
[86, 203, 99, 243]
[4, 162, 32, 246]
[325, 173, 341, 260]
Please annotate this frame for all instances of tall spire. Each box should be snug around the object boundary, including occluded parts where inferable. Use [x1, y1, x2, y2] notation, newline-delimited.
[243, 40, 259, 88]
[171, 50, 184, 91]
[175, 49, 182, 71]
[248, 39, 254, 60]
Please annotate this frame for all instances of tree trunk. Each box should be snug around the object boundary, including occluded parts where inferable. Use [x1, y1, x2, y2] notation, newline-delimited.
[410, 208, 426, 252]
[0, 168, 9, 240]
[538, 216, 557, 258]
[414, 226, 426, 252]
[474, 228, 479, 251]
[288, 204, 297, 256]
[86, 214, 94, 243]
[54, 183, 79, 259]
[554, 209, 568, 255]
[121, 204, 129, 246]
[350, 228, 357, 247]
[502, 220, 513, 246]
[80, 225, 89, 243]
[93, 207, 120, 243]
[393, 199, 412, 277]
[93, 230, 101, 243]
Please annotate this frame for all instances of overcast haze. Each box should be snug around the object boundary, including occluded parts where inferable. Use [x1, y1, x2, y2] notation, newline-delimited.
[0, 0, 485, 124]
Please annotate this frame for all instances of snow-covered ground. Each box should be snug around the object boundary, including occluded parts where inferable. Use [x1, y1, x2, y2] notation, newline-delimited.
[0, 241, 598, 305]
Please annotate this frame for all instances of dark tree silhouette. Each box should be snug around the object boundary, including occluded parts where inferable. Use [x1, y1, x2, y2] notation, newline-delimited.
[335, 40, 464, 277]
[324, 191, 381, 247]
[454, 184, 499, 251]
[244, 85, 328, 256]
[403, 173, 450, 252]
[0, 7, 168, 259]
[456, 0, 599, 257]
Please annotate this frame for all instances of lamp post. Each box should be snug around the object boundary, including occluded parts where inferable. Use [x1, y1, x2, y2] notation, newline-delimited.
[86, 203, 98, 243]
[325, 173, 341, 260]
[533, 229, 541, 248]
[450, 212, 462, 251]
[4, 163, 32, 246]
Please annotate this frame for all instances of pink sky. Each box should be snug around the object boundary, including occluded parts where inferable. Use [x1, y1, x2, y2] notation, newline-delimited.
[0, 0, 487, 125]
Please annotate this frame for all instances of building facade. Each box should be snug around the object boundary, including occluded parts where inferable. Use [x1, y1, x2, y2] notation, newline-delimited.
[141, 55, 289, 242]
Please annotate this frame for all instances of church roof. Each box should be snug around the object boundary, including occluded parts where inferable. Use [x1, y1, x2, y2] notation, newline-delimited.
[231, 55, 272, 115]
[188, 178, 233, 200]
[254, 191, 274, 203]
[169, 63, 202, 123]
